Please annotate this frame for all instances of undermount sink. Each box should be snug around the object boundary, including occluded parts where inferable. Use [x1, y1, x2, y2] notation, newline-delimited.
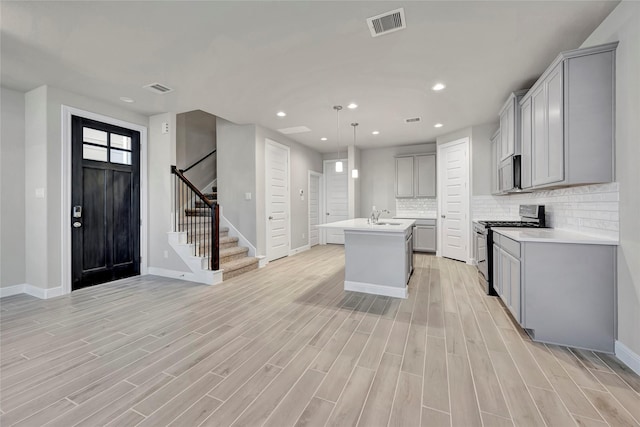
[374, 222, 402, 226]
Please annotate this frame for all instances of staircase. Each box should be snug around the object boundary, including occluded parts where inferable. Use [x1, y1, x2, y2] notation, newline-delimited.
[178, 185, 259, 282]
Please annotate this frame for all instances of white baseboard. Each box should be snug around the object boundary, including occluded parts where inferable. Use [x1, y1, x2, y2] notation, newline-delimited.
[147, 267, 223, 286]
[344, 280, 408, 299]
[257, 256, 268, 268]
[289, 244, 310, 256]
[0, 284, 27, 298]
[615, 340, 640, 376]
[0, 284, 63, 299]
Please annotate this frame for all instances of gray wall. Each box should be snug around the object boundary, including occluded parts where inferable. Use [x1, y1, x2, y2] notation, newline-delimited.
[255, 125, 323, 253]
[217, 119, 258, 248]
[582, 1, 640, 359]
[359, 143, 436, 217]
[176, 110, 217, 192]
[24, 85, 149, 290]
[1, 87, 26, 288]
[148, 113, 190, 272]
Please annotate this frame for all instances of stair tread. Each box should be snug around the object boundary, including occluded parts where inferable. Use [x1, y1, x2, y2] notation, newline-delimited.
[219, 236, 239, 243]
[220, 246, 248, 256]
[221, 256, 259, 271]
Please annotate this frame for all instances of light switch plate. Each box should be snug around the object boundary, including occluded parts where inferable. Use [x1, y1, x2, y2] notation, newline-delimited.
[245, 192, 252, 200]
[35, 188, 45, 198]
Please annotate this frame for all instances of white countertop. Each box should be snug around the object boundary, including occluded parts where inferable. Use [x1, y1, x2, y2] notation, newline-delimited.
[318, 218, 415, 233]
[493, 228, 619, 245]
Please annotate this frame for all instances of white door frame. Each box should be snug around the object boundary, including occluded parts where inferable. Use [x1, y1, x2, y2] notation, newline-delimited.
[308, 170, 323, 248]
[265, 138, 291, 261]
[437, 137, 471, 263]
[61, 105, 148, 296]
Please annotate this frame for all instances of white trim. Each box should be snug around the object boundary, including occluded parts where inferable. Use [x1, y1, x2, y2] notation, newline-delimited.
[258, 256, 268, 268]
[308, 170, 323, 248]
[344, 280, 408, 299]
[615, 340, 640, 376]
[265, 139, 291, 261]
[0, 284, 27, 298]
[437, 137, 471, 263]
[220, 207, 257, 257]
[147, 267, 223, 286]
[322, 159, 348, 245]
[289, 244, 311, 256]
[0, 284, 64, 299]
[61, 106, 148, 296]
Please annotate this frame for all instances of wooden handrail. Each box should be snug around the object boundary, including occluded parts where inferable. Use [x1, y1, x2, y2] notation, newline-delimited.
[181, 149, 217, 174]
[171, 166, 214, 208]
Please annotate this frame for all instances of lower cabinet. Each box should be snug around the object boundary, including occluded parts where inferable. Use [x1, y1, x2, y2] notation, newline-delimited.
[492, 231, 616, 352]
[413, 219, 436, 252]
[493, 235, 520, 322]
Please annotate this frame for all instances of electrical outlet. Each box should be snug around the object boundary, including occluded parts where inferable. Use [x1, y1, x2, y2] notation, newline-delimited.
[302, 233, 305, 239]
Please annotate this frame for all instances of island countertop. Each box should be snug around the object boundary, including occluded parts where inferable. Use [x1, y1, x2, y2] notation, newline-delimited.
[317, 218, 415, 233]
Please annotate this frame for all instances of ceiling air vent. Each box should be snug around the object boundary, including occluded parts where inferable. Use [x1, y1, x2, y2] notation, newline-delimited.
[404, 117, 422, 124]
[367, 8, 406, 38]
[143, 83, 174, 94]
[278, 126, 311, 135]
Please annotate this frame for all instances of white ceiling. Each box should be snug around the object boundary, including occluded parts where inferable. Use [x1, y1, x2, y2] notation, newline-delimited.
[0, 1, 618, 153]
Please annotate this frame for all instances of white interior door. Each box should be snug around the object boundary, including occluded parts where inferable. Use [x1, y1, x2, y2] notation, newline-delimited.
[324, 159, 348, 245]
[266, 140, 290, 261]
[438, 138, 469, 262]
[309, 172, 321, 247]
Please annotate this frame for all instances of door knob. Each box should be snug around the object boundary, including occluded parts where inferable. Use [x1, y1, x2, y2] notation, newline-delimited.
[441, 215, 446, 219]
[268, 216, 273, 220]
[326, 212, 330, 215]
[73, 221, 82, 228]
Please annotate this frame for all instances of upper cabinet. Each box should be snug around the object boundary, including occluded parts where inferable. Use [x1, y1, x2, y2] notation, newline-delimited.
[498, 91, 526, 161]
[521, 42, 617, 190]
[490, 130, 500, 195]
[395, 154, 436, 198]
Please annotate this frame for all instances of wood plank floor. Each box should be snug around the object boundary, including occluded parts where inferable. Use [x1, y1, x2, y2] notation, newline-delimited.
[1, 245, 639, 426]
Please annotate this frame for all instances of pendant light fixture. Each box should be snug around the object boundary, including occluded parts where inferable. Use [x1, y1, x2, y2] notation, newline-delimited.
[351, 122, 359, 179]
[333, 105, 343, 172]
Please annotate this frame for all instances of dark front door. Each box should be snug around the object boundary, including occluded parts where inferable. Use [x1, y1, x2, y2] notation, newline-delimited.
[71, 116, 140, 290]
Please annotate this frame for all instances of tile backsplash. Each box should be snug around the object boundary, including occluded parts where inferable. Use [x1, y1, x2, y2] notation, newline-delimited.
[472, 183, 619, 239]
[396, 198, 437, 217]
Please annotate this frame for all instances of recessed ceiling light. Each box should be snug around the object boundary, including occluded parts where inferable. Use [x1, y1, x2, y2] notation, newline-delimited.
[277, 111, 286, 117]
[432, 83, 446, 91]
[347, 103, 358, 109]
[434, 123, 444, 128]
[321, 137, 328, 141]
[372, 131, 380, 135]
[119, 97, 134, 103]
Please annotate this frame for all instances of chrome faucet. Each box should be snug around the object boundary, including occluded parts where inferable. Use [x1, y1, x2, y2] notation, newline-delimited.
[371, 208, 390, 224]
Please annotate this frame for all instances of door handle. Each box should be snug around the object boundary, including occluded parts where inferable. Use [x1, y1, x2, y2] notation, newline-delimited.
[441, 215, 446, 219]
[73, 221, 82, 228]
[268, 216, 273, 220]
[326, 212, 330, 216]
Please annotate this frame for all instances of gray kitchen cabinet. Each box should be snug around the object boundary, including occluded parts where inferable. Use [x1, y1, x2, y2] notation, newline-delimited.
[413, 219, 436, 252]
[395, 154, 436, 198]
[520, 97, 532, 189]
[395, 156, 414, 197]
[498, 92, 526, 161]
[493, 234, 521, 322]
[490, 129, 500, 195]
[522, 42, 617, 189]
[416, 154, 436, 197]
[492, 230, 616, 352]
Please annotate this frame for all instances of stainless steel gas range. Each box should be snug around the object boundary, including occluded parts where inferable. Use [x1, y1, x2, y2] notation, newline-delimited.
[473, 205, 546, 295]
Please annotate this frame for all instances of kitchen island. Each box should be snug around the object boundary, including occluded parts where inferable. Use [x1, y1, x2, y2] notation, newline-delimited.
[318, 218, 415, 298]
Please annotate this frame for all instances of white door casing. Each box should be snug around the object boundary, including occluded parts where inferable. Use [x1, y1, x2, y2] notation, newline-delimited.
[308, 171, 322, 247]
[323, 159, 348, 245]
[265, 139, 290, 261]
[437, 138, 470, 263]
